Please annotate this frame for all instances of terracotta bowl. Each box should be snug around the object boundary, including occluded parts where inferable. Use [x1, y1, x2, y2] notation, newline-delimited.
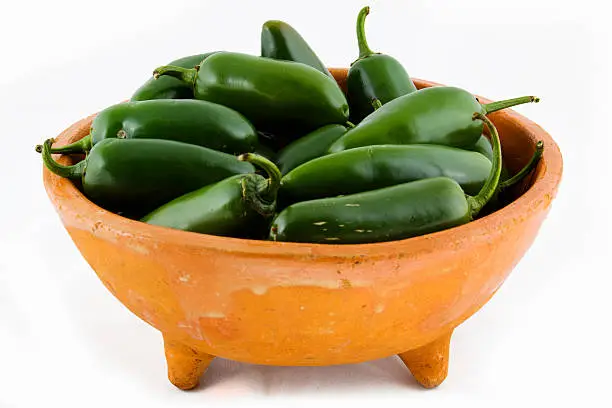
[42, 69, 563, 390]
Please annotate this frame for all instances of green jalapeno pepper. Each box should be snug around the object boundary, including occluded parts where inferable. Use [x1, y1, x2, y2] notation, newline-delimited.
[48, 100, 259, 155]
[153, 52, 350, 140]
[270, 113, 510, 244]
[347, 6, 417, 124]
[279, 145, 492, 208]
[329, 87, 538, 153]
[470, 134, 510, 182]
[275, 124, 350, 175]
[141, 154, 281, 239]
[261, 20, 332, 77]
[471, 135, 495, 161]
[131, 52, 217, 101]
[40, 138, 254, 216]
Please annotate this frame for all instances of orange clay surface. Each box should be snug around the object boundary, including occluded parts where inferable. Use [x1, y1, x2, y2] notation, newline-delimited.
[42, 69, 563, 390]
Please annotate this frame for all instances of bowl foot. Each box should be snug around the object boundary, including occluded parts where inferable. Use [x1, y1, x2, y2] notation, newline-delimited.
[163, 335, 215, 390]
[398, 330, 453, 389]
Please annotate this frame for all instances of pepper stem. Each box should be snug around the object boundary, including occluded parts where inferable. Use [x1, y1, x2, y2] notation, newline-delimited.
[467, 113, 502, 217]
[47, 134, 93, 154]
[483, 96, 540, 114]
[499, 141, 544, 191]
[356, 6, 375, 60]
[371, 98, 383, 110]
[345, 121, 356, 129]
[152, 65, 197, 88]
[238, 153, 282, 202]
[41, 139, 86, 181]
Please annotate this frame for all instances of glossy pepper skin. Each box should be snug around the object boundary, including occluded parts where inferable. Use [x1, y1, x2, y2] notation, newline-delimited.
[347, 7, 417, 124]
[141, 154, 281, 239]
[261, 20, 332, 77]
[49, 100, 259, 155]
[131, 52, 216, 101]
[153, 52, 349, 140]
[41, 138, 254, 216]
[279, 145, 492, 207]
[470, 134, 510, 181]
[329, 87, 539, 153]
[270, 113, 505, 244]
[275, 124, 349, 175]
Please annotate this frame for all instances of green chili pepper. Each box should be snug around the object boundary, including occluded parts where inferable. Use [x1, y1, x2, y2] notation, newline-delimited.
[270, 113, 509, 244]
[347, 6, 417, 124]
[329, 87, 539, 153]
[275, 124, 350, 175]
[479, 140, 544, 216]
[131, 52, 217, 101]
[279, 144, 492, 208]
[48, 100, 259, 155]
[471, 135, 495, 161]
[470, 134, 509, 181]
[40, 138, 254, 216]
[141, 154, 281, 239]
[261, 20, 332, 77]
[153, 52, 349, 140]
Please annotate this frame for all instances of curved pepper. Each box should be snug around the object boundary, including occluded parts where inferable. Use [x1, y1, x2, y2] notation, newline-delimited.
[347, 6, 418, 124]
[153, 52, 349, 140]
[131, 52, 217, 101]
[279, 144, 492, 207]
[275, 124, 350, 175]
[40, 138, 254, 216]
[261, 20, 332, 77]
[329, 87, 539, 153]
[270, 114, 532, 244]
[48, 99, 259, 155]
[141, 154, 281, 239]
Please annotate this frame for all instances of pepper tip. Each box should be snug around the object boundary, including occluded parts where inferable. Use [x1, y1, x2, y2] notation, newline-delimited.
[237, 153, 251, 162]
[35, 144, 43, 153]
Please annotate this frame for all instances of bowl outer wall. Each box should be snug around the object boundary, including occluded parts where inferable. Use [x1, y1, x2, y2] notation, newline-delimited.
[42, 69, 563, 366]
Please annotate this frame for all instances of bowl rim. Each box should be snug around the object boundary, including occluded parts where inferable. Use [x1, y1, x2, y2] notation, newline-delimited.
[43, 72, 563, 261]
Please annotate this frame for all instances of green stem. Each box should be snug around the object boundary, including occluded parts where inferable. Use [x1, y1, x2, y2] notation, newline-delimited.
[499, 141, 544, 191]
[345, 121, 356, 129]
[41, 139, 86, 181]
[483, 96, 540, 114]
[152, 65, 197, 88]
[371, 98, 382, 110]
[48, 135, 92, 154]
[238, 153, 282, 202]
[356, 6, 375, 59]
[467, 113, 502, 217]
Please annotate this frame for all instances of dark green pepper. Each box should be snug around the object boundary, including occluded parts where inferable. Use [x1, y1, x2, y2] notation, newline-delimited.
[347, 6, 417, 124]
[270, 113, 505, 244]
[261, 20, 332, 77]
[275, 124, 350, 175]
[48, 100, 259, 155]
[40, 138, 254, 216]
[471, 135, 495, 161]
[131, 52, 217, 101]
[141, 154, 281, 239]
[329, 87, 538, 153]
[153, 52, 349, 140]
[279, 144, 492, 208]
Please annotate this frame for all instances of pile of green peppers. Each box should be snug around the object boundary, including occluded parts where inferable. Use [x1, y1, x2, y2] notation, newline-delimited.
[39, 6, 544, 244]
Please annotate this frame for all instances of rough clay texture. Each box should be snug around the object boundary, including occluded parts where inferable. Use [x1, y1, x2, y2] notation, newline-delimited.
[42, 69, 563, 390]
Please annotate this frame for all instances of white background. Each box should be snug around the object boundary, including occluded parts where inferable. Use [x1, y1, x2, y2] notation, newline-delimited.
[1, 0, 611, 406]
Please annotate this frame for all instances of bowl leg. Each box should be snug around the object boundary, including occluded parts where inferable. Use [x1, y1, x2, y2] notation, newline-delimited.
[163, 335, 215, 390]
[398, 330, 453, 389]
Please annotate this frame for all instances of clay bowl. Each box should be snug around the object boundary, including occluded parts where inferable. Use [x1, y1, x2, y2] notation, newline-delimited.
[42, 68, 563, 390]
